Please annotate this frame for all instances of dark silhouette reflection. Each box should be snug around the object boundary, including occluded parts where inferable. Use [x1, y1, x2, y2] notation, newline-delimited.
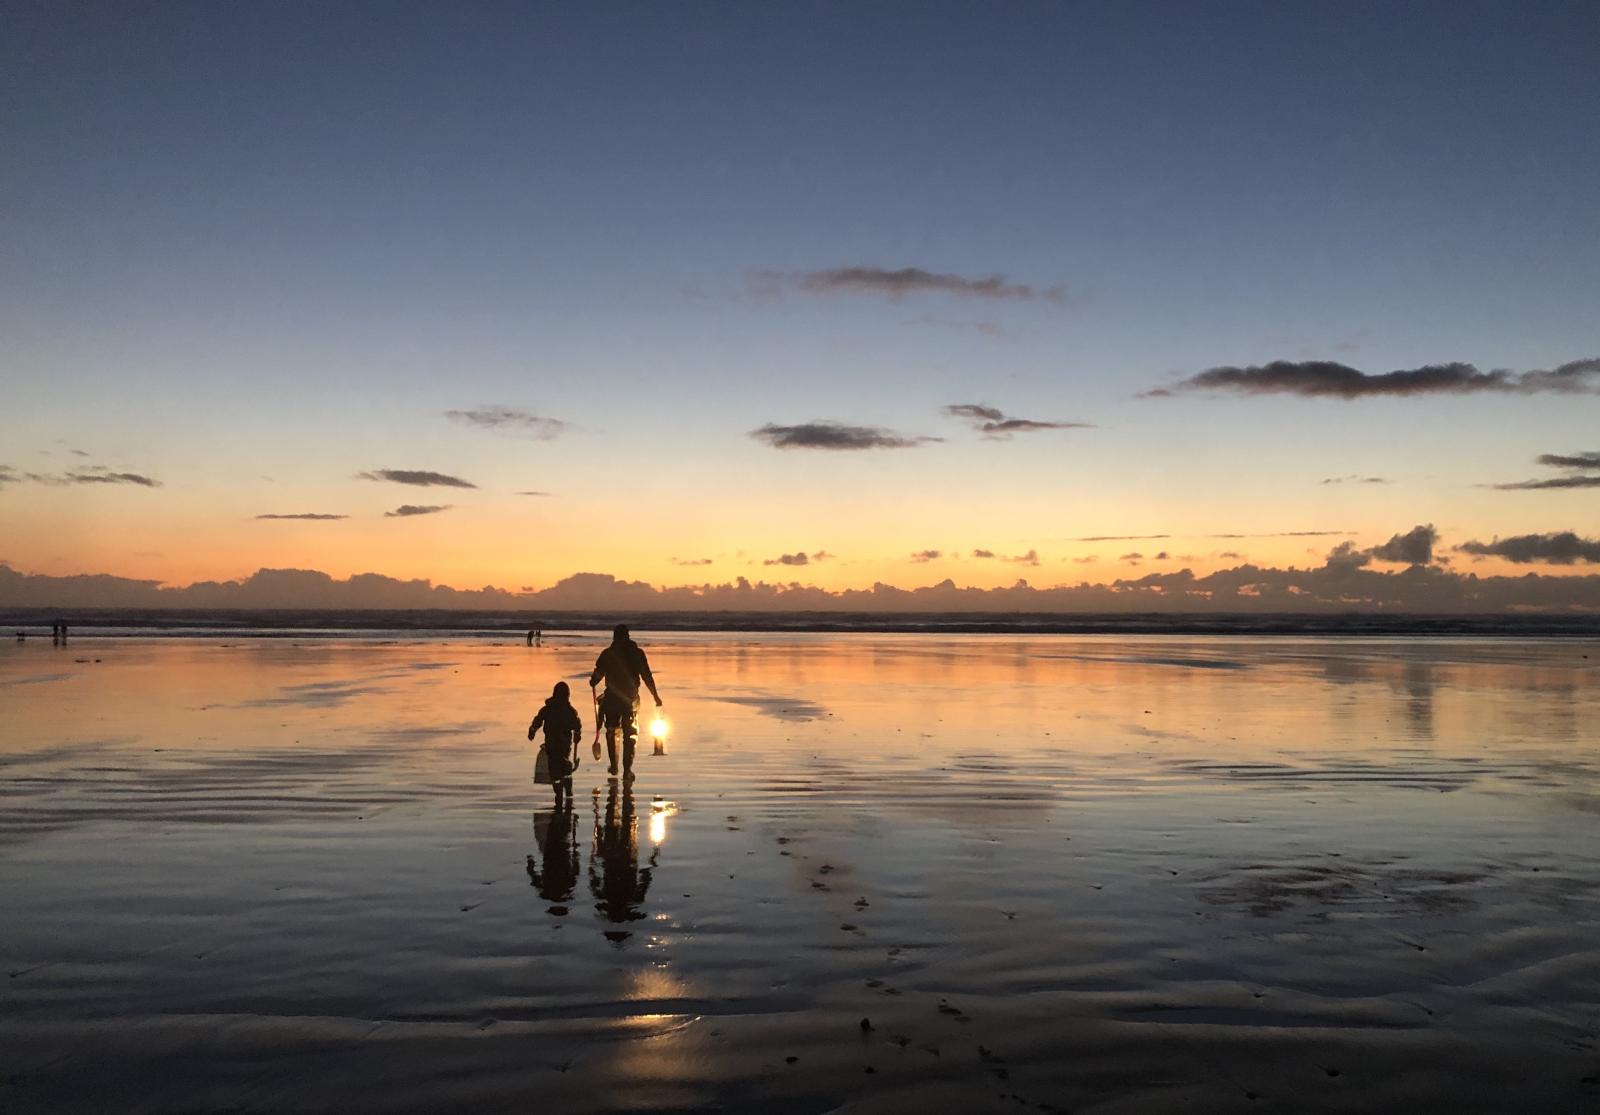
[1400, 659, 1436, 740]
[589, 781, 656, 942]
[527, 796, 580, 912]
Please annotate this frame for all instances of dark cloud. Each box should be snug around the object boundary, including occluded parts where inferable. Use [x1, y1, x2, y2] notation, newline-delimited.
[769, 266, 1065, 303]
[943, 403, 1093, 438]
[70, 470, 161, 487]
[516, 490, 551, 497]
[1493, 475, 1600, 491]
[358, 469, 477, 489]
[1154, 551, 1170, 560]
[0, 465, 17, 486]
[445, 407, 569, 440]
[750, 422, 941, 450]
[910, 550, 942, 563]
[1004, 549, 1040, 566]
[672, 557, 713, 567]
[1458, 532, 1600, 565]
[385, 504, 451, 517]
[1321, 475, 1389, 485]
[764, 552, 810, 567]
[812, 550, 835, 562]
[1367, 524, 1438, 565]
[972, 549, 996, 559]
[1145, 357, 1600, 399]
[1120, 552, 1144, 562]
[1324, 541, 1371, 570]
[1536, 451, 1600, 470]
[256, 513, 348, 521]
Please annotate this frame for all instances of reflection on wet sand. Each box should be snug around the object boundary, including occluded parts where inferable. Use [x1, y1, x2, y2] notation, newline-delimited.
[528, 797, 580, 911]
[590, 781, 657, 942]
[1, 633, 1598, 1112]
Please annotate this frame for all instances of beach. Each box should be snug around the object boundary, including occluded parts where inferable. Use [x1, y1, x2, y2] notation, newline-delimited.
[3, 631, 1598, 1113]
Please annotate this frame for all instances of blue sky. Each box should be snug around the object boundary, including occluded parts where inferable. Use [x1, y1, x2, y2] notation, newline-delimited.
[2, 1, 1597, 600]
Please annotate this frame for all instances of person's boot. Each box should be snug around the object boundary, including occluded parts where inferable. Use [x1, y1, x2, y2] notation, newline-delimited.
[606, 733, 619, 777]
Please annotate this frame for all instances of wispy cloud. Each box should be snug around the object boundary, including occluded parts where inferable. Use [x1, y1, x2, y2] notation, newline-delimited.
[762, 266, 1065, 303]
[1493, 451, 1600, 490]
[751, 421, 941, 450]
[1207, 530, 1347, 539]
[1144, 357, 1600, 399]
[970, 546, 1038, 564]
[1120, 552, 1144, 562]
[445, 407, 570, 440]
[762, 549, 833, 567]
[385, 504, 451, 517]
[7, 465, 163, 488]
[256, 513, 348, 521]
[1536, 451, 1600, 470]
[70, 470, 161, 487]
[672, 557, 713, 567]
[910, 550, 942, 563]
[516, 490, 551, 497]
[1070, 533, 1171, 542]
[1493, 476, 1600, 491]
[1458, 532, 1600, 565]
[1321, 475, 1389, 485]
[358, 469, 477, 489]
[943, 403, 1094, 438]
[907, 317, 1008, 339]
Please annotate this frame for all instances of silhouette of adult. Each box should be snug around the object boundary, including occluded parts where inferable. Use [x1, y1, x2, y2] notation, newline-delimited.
[588, 624, 661, 779]
[588, 781, 655, 941]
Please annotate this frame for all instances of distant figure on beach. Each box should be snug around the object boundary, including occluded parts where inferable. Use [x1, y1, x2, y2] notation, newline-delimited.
[51, 621, 68, 643]
[589, 781, 655, 940]
[526, 629, 542, 647]
[527, 796, 579, 907]
[528, 681, 583, 801]
[589, 624, 662, 779]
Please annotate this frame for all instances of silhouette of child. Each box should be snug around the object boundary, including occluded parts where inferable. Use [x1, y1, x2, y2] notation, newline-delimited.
[529, 681, 583, 798]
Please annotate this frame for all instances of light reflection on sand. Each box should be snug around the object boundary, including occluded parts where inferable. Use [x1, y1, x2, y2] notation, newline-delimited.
[1, 633, 1598, 1111]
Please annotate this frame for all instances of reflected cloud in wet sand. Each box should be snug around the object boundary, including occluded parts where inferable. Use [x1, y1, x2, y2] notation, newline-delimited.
[1, 634, 1598, 1111]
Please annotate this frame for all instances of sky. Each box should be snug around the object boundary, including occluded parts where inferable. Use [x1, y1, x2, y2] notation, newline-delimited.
[3, 1, 1598, 611]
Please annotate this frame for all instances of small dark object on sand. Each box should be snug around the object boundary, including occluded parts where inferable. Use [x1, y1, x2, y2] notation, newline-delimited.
[860, 1017, 873, 1032]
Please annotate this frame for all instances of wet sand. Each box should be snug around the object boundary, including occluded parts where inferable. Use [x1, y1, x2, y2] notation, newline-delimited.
[2, 633, 1598, 1112]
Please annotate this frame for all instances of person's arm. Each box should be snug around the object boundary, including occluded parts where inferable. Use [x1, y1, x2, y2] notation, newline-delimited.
[588, 650, 606, 690]
[637, 648, 662, 706]
[528, 706, 546, 741]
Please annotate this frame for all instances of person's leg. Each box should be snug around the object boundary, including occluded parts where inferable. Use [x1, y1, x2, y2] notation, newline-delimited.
[603, 699, 622, 775]
[622, 705, 638, 776]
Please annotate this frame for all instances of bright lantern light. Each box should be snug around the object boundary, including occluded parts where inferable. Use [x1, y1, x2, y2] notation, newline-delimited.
[649, 715, 669, 740]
